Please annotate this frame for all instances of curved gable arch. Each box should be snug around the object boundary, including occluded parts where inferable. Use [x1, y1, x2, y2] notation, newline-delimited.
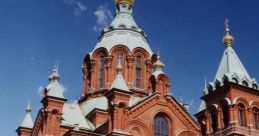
[110, 45, 131, 55]
[157, 74, 170, 83]
[233, 97, 249, 107]
[220, 98, 232, 106]
[91, 47, 108, 59]
[249, 101, 259, 108]
[132, 47, 150, 59]
[177, 130, 196, 136]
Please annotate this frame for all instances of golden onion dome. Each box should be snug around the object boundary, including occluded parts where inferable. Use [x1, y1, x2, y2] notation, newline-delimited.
[48, 65, 60, 82]
[153, 55, 165, 71]
[223, 33, 234, 46]
[115, 0, 134, 6]
[223, 18, 234, 46]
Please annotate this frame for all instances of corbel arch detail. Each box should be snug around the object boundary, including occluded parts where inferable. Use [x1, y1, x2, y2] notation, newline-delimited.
[127, 120, 150, 136]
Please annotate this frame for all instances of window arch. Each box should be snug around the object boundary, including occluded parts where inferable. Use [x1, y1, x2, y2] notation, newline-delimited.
[118, 24, 126, 29]
[131, 26, 137, 30]
[232, 78, 239, 84]
[136, 56, 142, 88]
[238, 103, 246, 126]
[242, 81, 248, 86]
[154, 114, 169, 136]
[253, 107, 259, 129]
[252, 84, 258, 90]
[99, 56, 105, 88]
[210, 106, 218, 133]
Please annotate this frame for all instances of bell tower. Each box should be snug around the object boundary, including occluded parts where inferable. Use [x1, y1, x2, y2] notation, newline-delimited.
[195, 19, 259, 136]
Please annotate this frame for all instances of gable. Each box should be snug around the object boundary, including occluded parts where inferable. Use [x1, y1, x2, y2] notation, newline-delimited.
[126, 93, 200, 135]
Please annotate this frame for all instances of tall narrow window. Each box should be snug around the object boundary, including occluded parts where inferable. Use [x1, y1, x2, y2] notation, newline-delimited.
[253, 107, 259, 129]
[222, 103, 230, 128]
[154, 115, 168, 136]
[117, 53, 123, 64]
[210, 107, 218, 133]
[99, 56, 105, 88]
[136, 56, 141, 88]
[238, 104, 246, 126]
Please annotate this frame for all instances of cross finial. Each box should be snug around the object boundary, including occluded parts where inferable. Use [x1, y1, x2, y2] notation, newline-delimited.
[157, 48, 160, 59]
[54, 61, 59, 70]
[223, 18, 234, 46]
[224, 18, 230, 34]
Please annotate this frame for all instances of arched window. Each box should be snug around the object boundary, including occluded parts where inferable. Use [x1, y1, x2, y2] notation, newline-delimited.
[242, 81, 248, 86]
[136, 56, 141, 88]
[232, 78, 239, 84]
[154, 115, 168, 136]
[221, 102, 230, 128]
[117, 53, 123, 64]
[210, 106, 218, 133]
[238, 103, 246, 126]
[99, 56, 105, 88]
[253, 107, 259, 129]
[118, 24, 126, 29]
[252, 84, 258, 90]
[131, 26, 137, 30]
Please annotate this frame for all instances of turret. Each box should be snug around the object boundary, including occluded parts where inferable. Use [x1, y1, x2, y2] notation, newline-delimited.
[151, 50, 170, 96]
[105, 62, 132, 135]
[40, 65, 67, 136]
[16, 101, 33, 136]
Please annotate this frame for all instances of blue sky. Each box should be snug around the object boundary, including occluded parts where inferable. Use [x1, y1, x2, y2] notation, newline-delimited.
[1, 0, 259, 135]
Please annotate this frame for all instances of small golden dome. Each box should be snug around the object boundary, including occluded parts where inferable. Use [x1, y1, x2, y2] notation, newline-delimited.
[153, 55, 165, 71]
[223, 34, 234, 46]
[48, 65, 60, 82]
[115, 0, 134, 6]
[223, 18, 234, 46]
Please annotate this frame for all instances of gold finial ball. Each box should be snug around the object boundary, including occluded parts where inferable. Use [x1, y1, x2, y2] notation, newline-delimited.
[115, 0, 134, 6]
[223, 34, 234, 46]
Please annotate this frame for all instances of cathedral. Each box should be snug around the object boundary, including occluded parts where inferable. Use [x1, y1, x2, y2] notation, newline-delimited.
[16, 0, 259, 136]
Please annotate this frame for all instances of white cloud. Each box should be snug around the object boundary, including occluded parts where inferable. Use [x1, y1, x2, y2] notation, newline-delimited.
[62, 0, 87, 16]
[37, 86, 44, 97]
[37, 84, 67, 98]
[93, 4, 113, 32]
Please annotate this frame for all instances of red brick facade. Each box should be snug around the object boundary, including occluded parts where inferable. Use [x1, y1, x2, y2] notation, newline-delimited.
[16, 1, 259, 136]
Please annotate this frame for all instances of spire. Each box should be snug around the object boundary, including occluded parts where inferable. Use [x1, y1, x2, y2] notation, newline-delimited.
[213, 18, 257, 89]
[26, 100, 31, 113]
[223, 18, 234, 46]
[197, 78, 208, 113]
[20, 101, 33, 128]
[203, 77, 208, 95]
[110, 62, 130, 92]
